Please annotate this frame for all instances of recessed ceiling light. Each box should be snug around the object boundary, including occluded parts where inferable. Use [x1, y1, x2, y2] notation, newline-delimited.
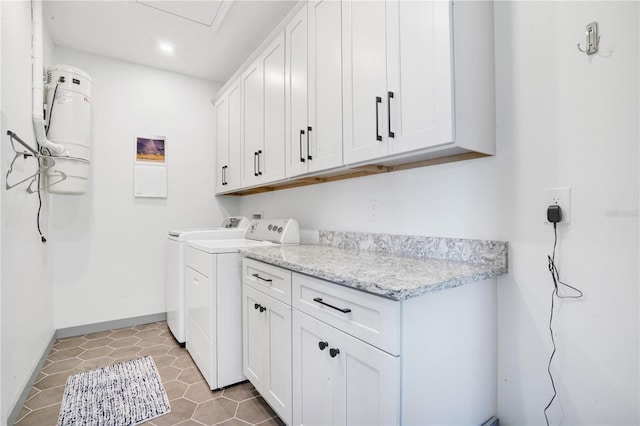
[159, 43, 173, 53]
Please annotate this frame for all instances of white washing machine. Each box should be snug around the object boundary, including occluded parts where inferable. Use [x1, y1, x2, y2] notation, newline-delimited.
[166, 217, 250, 345]
[185, 218, 300, 390]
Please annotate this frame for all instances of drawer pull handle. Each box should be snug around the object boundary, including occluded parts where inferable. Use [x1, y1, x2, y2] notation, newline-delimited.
[252, 273, 272, 283]
[329, 348, 340, 358]
[318, 341, 328, 350]
[312, 297, 352, 313]
[253, 303, 267, 312]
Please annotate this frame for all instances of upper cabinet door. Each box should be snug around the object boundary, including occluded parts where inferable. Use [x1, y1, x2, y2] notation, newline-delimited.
[308, 0, 343, 173]
[261, 32, 286, 184]
[216, 80, 242, 194]
[386, 0, 453, 155]
[215, 93, 229, 194]
[285, 6, 309, 178]
[226, 82, 242, 191]
[286, 1, 343, 179]
[241, 32, 286, 188]
[342, 0, 389, 165]
[343, 0, 455, 165]
[241, 60, 264, 188]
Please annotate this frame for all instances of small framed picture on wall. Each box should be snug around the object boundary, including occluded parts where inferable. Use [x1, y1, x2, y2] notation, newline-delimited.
[134, 135, 168, 198]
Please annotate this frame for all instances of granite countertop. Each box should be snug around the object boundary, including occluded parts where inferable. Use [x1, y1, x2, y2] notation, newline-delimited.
[239, 231, 508, 301]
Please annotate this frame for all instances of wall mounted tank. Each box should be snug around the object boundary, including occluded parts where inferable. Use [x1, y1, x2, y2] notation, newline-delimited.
[45, 65, 91, 194]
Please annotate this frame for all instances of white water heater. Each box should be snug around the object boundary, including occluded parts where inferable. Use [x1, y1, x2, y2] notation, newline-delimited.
[45, 65, 91, 194]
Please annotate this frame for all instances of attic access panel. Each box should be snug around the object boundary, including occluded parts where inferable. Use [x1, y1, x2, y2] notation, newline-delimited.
[136, 0, 232, 28]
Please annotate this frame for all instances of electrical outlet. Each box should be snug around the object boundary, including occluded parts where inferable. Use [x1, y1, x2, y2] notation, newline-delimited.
[252, 211, 263, 220]
[368, 200, 378, 221]
[543, 188, 571, 224]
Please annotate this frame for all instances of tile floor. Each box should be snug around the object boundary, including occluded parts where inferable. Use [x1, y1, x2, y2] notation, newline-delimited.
[15, 321, 283, 426]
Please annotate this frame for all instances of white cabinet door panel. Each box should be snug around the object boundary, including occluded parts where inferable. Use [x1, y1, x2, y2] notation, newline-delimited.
[264, 298, 292, 424]
[241, 63, 263, 187]
[285, 6, 309, 177]
[215, 95, 229, 193]
[262, 33, 286, 183]
[242, 282, 292, 425]
[335, 328, 400, 425]
[387, 0, 453, 155]
[343, 0, 388, 164]
[293, 309, 400, 426]
[243, 285, 266, 389]
[226, 83, 242, 190]
[293, 311, 335, 426]
[308, 0, 343, 172]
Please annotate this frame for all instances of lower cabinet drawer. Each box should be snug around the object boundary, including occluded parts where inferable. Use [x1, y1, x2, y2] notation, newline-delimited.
[292, 272, 401, 356]
[243, 258, 292, 304]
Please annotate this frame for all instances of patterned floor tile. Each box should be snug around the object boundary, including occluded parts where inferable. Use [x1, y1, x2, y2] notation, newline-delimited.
[15, 321, 282, 426]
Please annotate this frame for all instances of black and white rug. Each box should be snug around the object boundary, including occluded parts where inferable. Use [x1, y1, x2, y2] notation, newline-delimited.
[57, 355, 171, 426]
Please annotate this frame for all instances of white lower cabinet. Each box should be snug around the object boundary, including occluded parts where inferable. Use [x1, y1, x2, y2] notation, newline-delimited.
[243, 274, 292, 425]
[242, 258, 497, 425]
[293, 310, 400, 426]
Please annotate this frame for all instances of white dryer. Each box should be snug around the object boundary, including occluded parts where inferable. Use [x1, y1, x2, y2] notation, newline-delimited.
[185, 219, 300, 390]
[166, 216, 250, 345]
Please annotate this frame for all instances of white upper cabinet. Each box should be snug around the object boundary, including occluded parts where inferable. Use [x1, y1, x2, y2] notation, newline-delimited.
[285, 6, 309, 178]
[342, 0, 389, 164]
[285, 1, 343, 178]
[215, 80, 242, 193]
[343, 0, 494, 165]
[241, 32, 286, 187]
[343, 0, 453, 164]
[217, 0, 495, 193]
[387, 0, 454, 155]
[215, 94, 229, 193]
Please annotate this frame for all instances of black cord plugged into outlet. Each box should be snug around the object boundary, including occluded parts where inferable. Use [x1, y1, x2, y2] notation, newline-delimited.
[547, 205, 562, 224]
[543, 204, 583, 425]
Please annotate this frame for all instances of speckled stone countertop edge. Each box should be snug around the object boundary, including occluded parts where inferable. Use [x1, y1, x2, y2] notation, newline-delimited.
[240, 248, 507, 301]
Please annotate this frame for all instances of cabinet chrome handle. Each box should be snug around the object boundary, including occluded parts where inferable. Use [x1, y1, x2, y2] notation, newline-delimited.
[257, 150, 263, 175]
[318, 341, 328, 350]
[252, 273, 272, 283]
[299, 130, 305, 163]
[307, 126, 312, 160]
[387, 91, 395, 138]
[312, 297, 352, 313]
[222, 165, 227, 185]
[329, 348, 340, 358]
[375, 96, 382, 141]
[253, 152, 258, 176]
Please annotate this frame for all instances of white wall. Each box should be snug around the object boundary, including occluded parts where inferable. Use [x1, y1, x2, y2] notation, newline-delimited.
[237, 1, 639, 424]
[50, 47, 237, 329]
[1, 1, 56, 423]
[495, 2, 638, 424]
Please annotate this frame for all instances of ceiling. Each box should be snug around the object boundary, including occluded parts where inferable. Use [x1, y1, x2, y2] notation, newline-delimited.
[43, 0, 298, 83]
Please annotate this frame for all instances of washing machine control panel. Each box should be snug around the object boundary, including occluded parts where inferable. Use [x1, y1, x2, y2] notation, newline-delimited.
[245, 219, 300, 244]
[220, 216, 250, 229]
